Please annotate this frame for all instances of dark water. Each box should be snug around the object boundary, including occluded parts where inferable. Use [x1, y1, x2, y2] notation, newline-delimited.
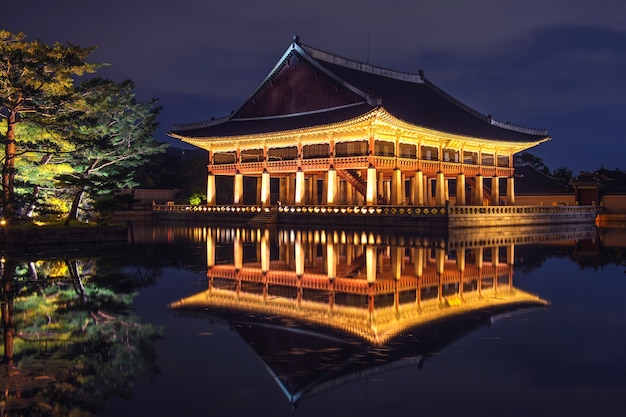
[2, 222, 625, 416]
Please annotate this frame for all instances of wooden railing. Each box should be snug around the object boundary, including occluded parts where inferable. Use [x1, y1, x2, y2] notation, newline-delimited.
[209, 156, 514, 176]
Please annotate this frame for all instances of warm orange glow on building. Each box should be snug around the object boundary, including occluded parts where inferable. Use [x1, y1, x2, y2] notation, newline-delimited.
[169, 37, 550, 208]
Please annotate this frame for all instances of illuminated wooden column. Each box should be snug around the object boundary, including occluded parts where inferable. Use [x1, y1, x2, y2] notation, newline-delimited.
[346, 182, 354, 205]
[326, 167, 337, 206]
[473, 174, 484, 206]
[413, 247, 425, 278]
[456, 173, 466, 206]
[506, 176, 515, 205]
[233, 172, 243, 205]
[311, 175, 319, 205]
[426, 177, 433, 206]
[491, 176, 500, 206]
[423, 174, 429, 206]
[207, 173, 216, 206]
[366, 165, 377, 205]
[376, 172, 384, 204]
[256, 177, 261, 205]
[391, 168, 402, 205]
[435, 171, 446, 206]
[409, 176, 416, 205]
[287, 174, 296, 205]
[279, 177, 287, 204]
[260, 170, 271, 207]
[384, 181, 391, 204]
[414, 170, 424, 206]
[295, 169, 305, 206]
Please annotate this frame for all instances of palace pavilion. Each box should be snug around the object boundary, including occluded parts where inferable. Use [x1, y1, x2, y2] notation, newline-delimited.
[168, 36, 550, 208]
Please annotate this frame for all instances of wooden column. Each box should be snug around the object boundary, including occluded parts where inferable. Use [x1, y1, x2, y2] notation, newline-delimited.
[295, 169, 305, 206]
[415, 170, 424, 206]
[233, 172, 243, 205]
[491, 176, 500, 206]
[456, 173, 466, 206]
[473, 174, 484, 206]
[207, 173, 216, 206]
[435, 171, 446, 206]
[507, 176, 515, 205]
[366, 165, 377, 205]
[391, 168, 402, 205]
[260, 170, 271, 207]
[327, 167, 337, 206]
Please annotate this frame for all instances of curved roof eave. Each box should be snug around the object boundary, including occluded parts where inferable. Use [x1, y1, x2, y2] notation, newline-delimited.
[170, 106, 550, 154]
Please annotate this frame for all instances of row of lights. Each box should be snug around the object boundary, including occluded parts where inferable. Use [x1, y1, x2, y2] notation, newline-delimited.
[277, 206, 446, 215]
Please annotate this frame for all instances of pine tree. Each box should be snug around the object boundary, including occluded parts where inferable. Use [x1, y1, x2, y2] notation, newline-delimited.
[0, 30, 99, 218]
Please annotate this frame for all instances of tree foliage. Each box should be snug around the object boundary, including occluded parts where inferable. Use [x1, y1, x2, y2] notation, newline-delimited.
[0, 30, 99, 218]
[56, 78, 166, 223]
[515, 151, 550, 174]
[0, 255, 164, 416]
[552, 166, 573, 181]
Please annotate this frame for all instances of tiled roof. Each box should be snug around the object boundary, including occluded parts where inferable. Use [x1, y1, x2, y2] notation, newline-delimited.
[170, 38, 549, 144]
[514, 163, 573, 195]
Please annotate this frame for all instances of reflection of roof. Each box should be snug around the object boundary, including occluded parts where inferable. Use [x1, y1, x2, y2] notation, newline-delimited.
[514, 163, 573, 195]
[169, 284, 546, 346]
[171, 299, 546, 407]
[170, 38, 549, 144]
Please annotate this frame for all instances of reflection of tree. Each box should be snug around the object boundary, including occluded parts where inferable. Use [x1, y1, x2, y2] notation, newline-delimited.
[0, 256, 164, 416]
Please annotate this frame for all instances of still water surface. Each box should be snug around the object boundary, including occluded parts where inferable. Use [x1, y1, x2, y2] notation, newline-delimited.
[2, 222, 625, 416]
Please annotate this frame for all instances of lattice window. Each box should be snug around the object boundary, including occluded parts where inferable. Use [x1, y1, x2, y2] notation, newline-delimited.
[302, 143, 330, 159]
[421, 145, 439, 161]
[482, 153, 495, 166]
[213, 152, 237, 164]
[497, 155, 510, 167]
[399, 143, 416, 158]
[374, 140, 395, 156]
[463, 151, 478, 165]
[268, 146, 297, 161]
[241, 149, 264, 162]
[335, 140, 368, 157]
[443, 148, 459, 162]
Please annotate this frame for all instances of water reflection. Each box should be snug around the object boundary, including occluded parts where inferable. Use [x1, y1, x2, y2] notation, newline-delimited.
[0, 249, 163, 416]
[169, 223, 597, 407]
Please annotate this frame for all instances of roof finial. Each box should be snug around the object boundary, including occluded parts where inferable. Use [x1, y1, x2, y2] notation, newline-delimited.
[293, 35, 300, 45]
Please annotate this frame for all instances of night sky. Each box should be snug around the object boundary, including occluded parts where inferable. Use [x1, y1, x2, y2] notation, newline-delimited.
[4, 0, 626, 173]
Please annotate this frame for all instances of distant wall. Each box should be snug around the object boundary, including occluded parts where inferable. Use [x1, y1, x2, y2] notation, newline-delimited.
[600, 195, 626, 214]
[515, 194, 576, 207]
[118, 189, 179, 206]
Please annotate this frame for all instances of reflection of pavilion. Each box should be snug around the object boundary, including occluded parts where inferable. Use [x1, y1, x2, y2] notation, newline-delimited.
[169, 225, 596, 406]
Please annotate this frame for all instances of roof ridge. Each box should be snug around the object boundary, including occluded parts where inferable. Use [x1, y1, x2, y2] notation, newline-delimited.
[300, 42, 424, 84]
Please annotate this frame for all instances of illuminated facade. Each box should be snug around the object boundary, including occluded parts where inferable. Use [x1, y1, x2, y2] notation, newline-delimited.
[169, 36, 550, 208]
